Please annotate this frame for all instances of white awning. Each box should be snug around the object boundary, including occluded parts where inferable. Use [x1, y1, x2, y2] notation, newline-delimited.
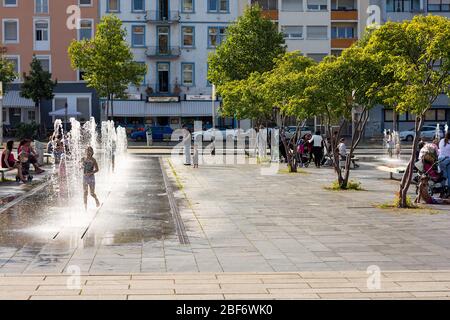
[112, 100, 220, 117]
[2, 91, 35, 109]
[49, 109, 82, 116]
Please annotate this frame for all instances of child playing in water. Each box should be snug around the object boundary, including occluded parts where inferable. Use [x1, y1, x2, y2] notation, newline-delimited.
[81, 146, 100, 210]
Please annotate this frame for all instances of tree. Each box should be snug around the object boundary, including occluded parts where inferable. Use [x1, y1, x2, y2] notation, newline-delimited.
[21, 56, 57, 130]
[365, 15, 450, 207]
[68, 15, 146, 120]
[260, 52, 315, 172]
[0, 55, 16, 90]
[207, 5, 285, 87]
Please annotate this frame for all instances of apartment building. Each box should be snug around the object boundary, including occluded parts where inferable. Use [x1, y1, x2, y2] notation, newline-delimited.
[99, 0, 243, 129]
[366, 0, 450, 136]
[0, 0, 101, 130]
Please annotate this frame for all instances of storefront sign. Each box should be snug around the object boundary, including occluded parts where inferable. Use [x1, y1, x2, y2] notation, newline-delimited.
[147, 96, 180, 103]
[186, 95, 212, 101]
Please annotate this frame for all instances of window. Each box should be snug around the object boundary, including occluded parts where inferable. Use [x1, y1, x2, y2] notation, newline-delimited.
[5, 56, 19, 79]
[77, 98, 90, 122]
[331, 26, 354, 39]
[251, 0, 278, 10]
[132, 26, 145, 47]
[182, 26, 194, 47]
[307, 53, 327, 62]
[79, 0, 92, 6]
[387, 0, 423, 12]
[27, 110, 36, 123]
[36, 55, 51, 72]
[282, 0, 303, 11]
[2, 109, 7, 124]
[384, 109, 394, 122]
[34, 19, 49, 50]
[79, 20, 93, 40]
[428, 0, 450, 11]
[307, 0, 327, 10]
[437, 109, 447, 121]
[3, 20, 19, 43]
[331, 0, 356, 10]
[3, 0, 17, 6]
[107, 0, 120, 12]
[208, 0, 228, 12]
[35, 0, 49, 13]
[208, 27, 226, 47]
[425, 110, 437, 121]
[306, 26, 328, 39]
[54, 98, 68, 113]
[282, 26, 303, 39]
[182, 0, 194, 12]
[132, 0, 144, 11]
[182, 63, 194, 86]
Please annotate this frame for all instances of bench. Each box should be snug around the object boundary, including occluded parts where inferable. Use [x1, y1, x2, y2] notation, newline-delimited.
[389, 167, 406, 180]
[43, 153, 53, 164]
[339, 156, 361, 169]
[0, 167, 14, 181]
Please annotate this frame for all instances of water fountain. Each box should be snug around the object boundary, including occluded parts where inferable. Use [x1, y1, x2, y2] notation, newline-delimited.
[436, 123, 441, 140]
[445, 124, 449, 136]
[48, 117, 128, 209]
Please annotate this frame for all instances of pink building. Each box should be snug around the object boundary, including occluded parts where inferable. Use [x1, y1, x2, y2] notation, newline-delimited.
[1, 0, 100, 130]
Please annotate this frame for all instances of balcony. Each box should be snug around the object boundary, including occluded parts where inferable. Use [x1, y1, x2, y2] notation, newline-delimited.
[331, 38, 357, 48]
[331, 9, 358, 20]
[145, 10, 180, 23]
[145, 46, 181, 58]
[145, 83, 182, 98]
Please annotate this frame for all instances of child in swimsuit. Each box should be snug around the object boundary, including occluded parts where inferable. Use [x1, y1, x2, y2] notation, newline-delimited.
[81, 146, 100, 210]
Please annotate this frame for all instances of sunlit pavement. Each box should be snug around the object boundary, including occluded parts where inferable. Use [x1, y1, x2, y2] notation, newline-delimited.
[2, 271, 450, 300]
[1, 154, 450, 299]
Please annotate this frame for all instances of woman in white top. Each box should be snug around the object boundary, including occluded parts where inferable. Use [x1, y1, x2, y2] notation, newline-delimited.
[438, 132, 450, 188]
[309, 131, 324, 168]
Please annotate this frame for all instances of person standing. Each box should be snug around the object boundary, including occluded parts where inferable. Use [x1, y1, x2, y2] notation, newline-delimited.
[309, 130, 324, 168]
[81, 146, 100, 210]
[438, 132, 450, 190]
[182, 127, 191, 165]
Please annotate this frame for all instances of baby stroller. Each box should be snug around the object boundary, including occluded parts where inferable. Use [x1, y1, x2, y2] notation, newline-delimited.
[413, 150, 448, 198]
[296, 139, 311, 168]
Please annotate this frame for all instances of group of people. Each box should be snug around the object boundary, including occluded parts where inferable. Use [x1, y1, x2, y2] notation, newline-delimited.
[415, 132, 450, 204]
[281, 130, 358, 169]
[1, 139, 45, 183]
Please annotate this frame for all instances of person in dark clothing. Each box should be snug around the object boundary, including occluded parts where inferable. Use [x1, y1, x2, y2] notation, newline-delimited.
[309, 130, 324, 168]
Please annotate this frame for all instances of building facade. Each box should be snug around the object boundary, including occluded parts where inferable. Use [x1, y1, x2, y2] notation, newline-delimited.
[0, 0, 100, 130]
[99, 0, 244, 130]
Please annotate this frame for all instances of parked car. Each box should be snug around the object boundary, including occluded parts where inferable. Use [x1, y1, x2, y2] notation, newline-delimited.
[192, 128, 239, 142]
[284, 126, 313, 140]
[131, 126, 174, 141]
[399, 125, 444, 141]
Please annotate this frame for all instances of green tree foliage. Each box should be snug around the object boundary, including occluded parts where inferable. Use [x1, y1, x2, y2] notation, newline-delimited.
[0, 55, 17, 91]
[365, 15, 450, 207]
[68, 15, 146, 119]
[207, 5, 285, 86]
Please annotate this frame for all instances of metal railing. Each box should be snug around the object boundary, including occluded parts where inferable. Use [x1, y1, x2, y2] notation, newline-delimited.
[145, 10, 180, 22]
[145, 46, 181, 58]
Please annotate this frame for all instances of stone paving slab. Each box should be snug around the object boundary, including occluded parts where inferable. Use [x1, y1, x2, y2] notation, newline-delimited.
[0, 271, 449, 300]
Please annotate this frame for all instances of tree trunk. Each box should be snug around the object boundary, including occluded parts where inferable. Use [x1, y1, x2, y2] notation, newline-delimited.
[398, 115, 425, 208]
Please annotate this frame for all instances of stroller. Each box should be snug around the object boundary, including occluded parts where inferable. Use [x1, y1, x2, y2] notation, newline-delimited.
[296, 138, 311, 168]
[413, 146, 448, 197]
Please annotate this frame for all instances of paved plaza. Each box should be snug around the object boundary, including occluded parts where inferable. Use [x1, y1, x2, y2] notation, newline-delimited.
[1, 153, 450, 299]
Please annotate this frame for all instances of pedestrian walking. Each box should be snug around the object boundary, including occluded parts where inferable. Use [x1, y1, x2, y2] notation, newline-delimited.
[309, 130, 324, 168]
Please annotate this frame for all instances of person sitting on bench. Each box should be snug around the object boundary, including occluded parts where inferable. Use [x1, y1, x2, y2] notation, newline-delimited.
[1, 140, 26, 182]
[337, 138, 359, 168]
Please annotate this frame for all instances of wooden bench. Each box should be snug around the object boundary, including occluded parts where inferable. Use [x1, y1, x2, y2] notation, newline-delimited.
[0, 167, 14, 181]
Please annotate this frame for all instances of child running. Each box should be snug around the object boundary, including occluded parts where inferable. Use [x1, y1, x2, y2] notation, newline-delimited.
[81, 146, 100, 210]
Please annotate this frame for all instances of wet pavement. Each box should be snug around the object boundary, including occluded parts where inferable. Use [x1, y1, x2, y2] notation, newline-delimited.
[0, 155, 177, 274]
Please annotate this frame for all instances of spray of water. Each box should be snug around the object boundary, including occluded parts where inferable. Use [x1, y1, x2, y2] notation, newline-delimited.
[48, 118, 127, 207]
